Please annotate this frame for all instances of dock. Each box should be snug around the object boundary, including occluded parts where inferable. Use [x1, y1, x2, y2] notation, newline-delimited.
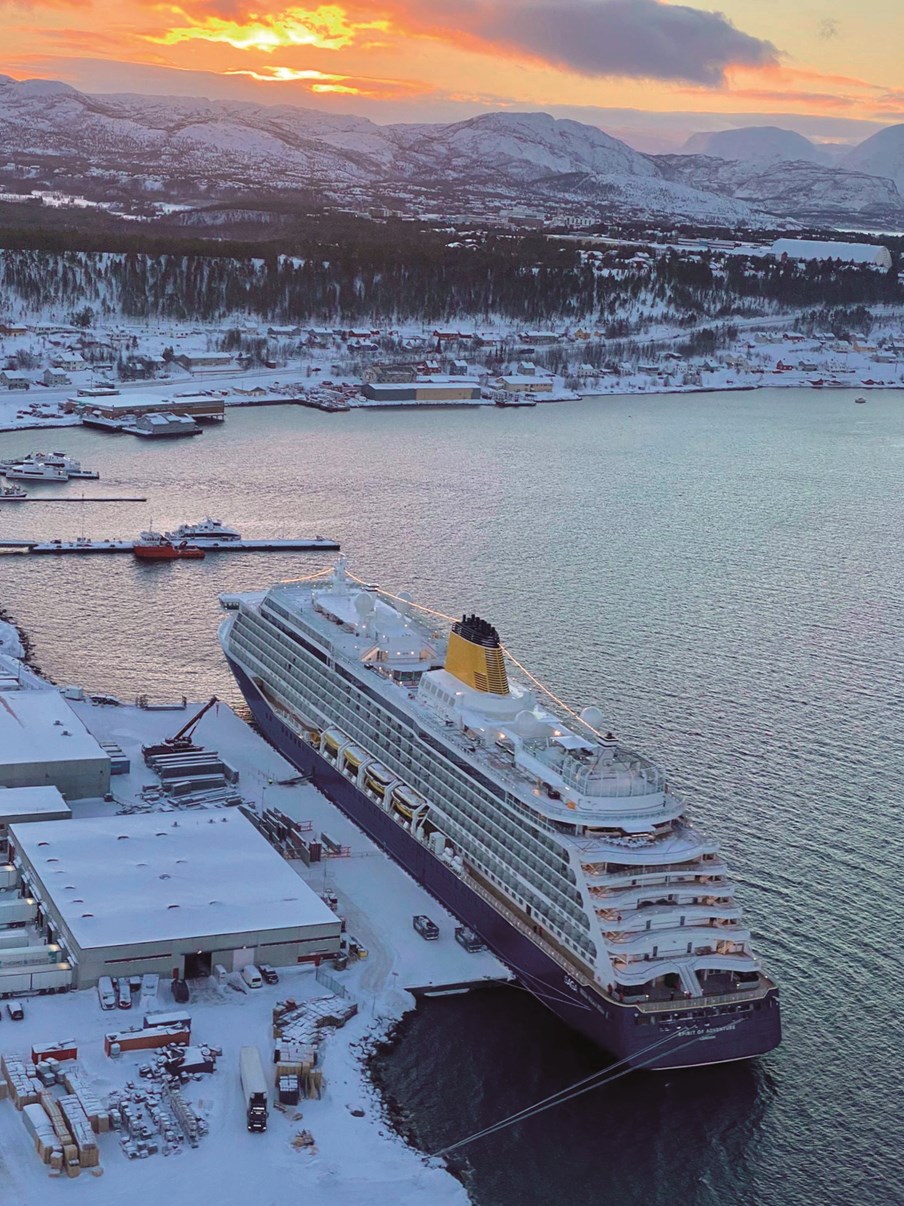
[8, 497, 148, 504]
[0, 538, 340, 554]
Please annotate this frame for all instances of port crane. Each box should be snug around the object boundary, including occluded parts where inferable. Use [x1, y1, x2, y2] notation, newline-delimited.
[141, 696, 219, 761]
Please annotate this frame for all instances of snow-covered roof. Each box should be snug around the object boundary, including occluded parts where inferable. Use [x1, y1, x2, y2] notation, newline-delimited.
[0, 785, 71, 823]
[11, 810, 338, 950]
[770, 238, 892, 268]
[0, 691, 109, 768]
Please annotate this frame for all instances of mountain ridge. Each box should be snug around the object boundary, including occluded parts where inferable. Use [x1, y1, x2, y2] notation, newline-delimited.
[0, 75, 901, 227]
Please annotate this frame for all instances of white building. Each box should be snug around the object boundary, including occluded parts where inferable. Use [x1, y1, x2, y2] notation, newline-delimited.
[10, 811, 342, 987]
[771, 238, 892, 270]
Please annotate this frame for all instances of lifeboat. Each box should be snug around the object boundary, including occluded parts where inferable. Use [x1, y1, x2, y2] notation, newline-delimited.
[390, 784, 425, 821]
[341, 744, 366, 778]
[363, 762, 394, 801]
[321, 729, 346, 762]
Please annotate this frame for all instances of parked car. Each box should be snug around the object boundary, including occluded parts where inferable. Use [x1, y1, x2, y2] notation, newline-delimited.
[116, 978, 132, 1009]
[241, 964, 263, 989]
[259, 964, 279, 985]
[454, 926, 487, 953]
[348, 940, 368, 960]
[413, 915, 440, 941]
[129, 975, 142, 994]
[97, 976, 117, 1010]
[6, 1000, 24, 1020]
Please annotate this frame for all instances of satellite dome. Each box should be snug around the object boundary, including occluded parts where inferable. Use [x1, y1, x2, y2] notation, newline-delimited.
[514, 710, 547, 739]
[396, 591, 413, 616]
[354, 593, 375, 619]
[580, 706, 605, 730]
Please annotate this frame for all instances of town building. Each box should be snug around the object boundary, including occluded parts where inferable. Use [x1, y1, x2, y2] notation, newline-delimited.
[9, 811, 342, 987]
[496, 375, 554, 394]
[0, 371, 30, 390]
[42, 369, 71, 388]
[175, 352, 235, 372]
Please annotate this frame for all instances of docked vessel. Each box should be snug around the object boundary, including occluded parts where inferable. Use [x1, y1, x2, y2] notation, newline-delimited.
[0, 485, 27, 501]
[0, 452, 99, 480]
[220, 560, 780, 1069]
[3, 462, 68, 482]
[133, 531, 205, 560]
[166, 518, 241, 545]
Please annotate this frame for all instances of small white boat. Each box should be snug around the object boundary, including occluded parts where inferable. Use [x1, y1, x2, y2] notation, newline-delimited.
[0, 485, 27, 501]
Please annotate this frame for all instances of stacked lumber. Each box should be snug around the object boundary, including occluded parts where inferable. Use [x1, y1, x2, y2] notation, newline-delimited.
[62, 1067, 110, 1133]
[21, 1102, 59, 1166]
[38, 1091, 79, 1176]
[104, 1024, 190, 1056]
[59, 1094, 100, 1168]
[1, 1054, 42, 1109]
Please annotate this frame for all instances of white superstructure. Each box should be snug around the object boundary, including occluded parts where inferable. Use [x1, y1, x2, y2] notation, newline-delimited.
[222, 560, 769, 1008]
[166, 518, 241, 544]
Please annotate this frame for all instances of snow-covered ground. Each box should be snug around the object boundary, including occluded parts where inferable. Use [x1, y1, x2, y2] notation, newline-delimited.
[0, 689, 507, 1203]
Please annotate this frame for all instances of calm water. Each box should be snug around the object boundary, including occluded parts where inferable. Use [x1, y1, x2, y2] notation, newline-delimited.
[0, 392, 901, 1205]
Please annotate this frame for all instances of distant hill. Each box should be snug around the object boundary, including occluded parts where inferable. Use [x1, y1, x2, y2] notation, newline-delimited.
[683, 126, 825, 166]
[840, 123, 904, 192]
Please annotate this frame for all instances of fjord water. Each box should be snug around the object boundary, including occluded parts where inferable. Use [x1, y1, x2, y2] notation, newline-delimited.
[0, 391, 900, 1205]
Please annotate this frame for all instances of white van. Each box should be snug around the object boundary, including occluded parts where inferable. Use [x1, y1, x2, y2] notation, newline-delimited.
[240, 964, 263, 989]
[97, 976, 116, 1010]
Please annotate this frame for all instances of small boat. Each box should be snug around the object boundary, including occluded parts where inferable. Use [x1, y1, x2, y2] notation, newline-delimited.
[0, 485, 27, 501]
[854, 396, 867, 404]
[133, 531, 205, 561]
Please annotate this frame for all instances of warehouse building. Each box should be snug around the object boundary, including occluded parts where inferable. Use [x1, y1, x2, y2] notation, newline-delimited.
[0, 787, 71, 859]
[0, 691, 110, 800]
[362, 381, 482, 404]
[73, 391, 225, 423]
[770, 238, 892, 270]
[9, 811, 341, 987]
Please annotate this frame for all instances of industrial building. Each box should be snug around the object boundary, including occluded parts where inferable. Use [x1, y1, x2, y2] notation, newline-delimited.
[9, 811, 342, 987]
[73, 392, 225, 423]
[0, 787, 71, 859]
[362, 381, 482, 404]
[0, 691, 110, 800]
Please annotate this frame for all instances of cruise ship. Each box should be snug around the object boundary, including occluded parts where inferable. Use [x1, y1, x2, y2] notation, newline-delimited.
[220, 560, 780, 1069]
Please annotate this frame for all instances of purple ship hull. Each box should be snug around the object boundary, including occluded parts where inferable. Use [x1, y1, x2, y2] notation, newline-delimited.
[227, 657, 781, 1070]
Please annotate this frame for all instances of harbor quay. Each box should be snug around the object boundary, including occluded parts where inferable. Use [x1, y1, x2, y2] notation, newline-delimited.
[0, 638, 502, 1201]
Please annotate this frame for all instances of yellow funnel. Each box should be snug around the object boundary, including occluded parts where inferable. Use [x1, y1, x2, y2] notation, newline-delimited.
[445, 615, 509, 695]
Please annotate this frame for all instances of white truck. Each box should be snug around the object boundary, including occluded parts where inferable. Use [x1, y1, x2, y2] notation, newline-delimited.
[0, 944, 61, 968]
[0, 897, 37, 926]
[239, 1046, 269, 1132]
[0, 931, 31, 950]
[0, 962, 72, 998]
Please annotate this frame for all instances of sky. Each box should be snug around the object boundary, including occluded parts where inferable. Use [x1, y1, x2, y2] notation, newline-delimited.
[2, 0, 902, 149]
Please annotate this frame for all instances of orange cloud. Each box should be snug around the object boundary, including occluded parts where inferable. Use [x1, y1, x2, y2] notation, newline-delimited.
[148, 4, 388, 53]
[226, 63, 428, 97]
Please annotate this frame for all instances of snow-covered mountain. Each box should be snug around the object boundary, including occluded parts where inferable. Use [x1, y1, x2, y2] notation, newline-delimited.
[656, 153, 904, 221]
[840, 124, 904, 193]
[0, 75, 901, 227]
[683, 126, 826, 167]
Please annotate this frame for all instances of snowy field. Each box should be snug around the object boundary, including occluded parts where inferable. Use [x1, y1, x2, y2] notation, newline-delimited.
[0, 698, 507, 1204]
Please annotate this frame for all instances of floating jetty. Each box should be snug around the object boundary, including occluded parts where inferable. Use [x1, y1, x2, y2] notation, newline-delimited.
[13, 497, 148, 505]
[0, 537, 340, 554]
